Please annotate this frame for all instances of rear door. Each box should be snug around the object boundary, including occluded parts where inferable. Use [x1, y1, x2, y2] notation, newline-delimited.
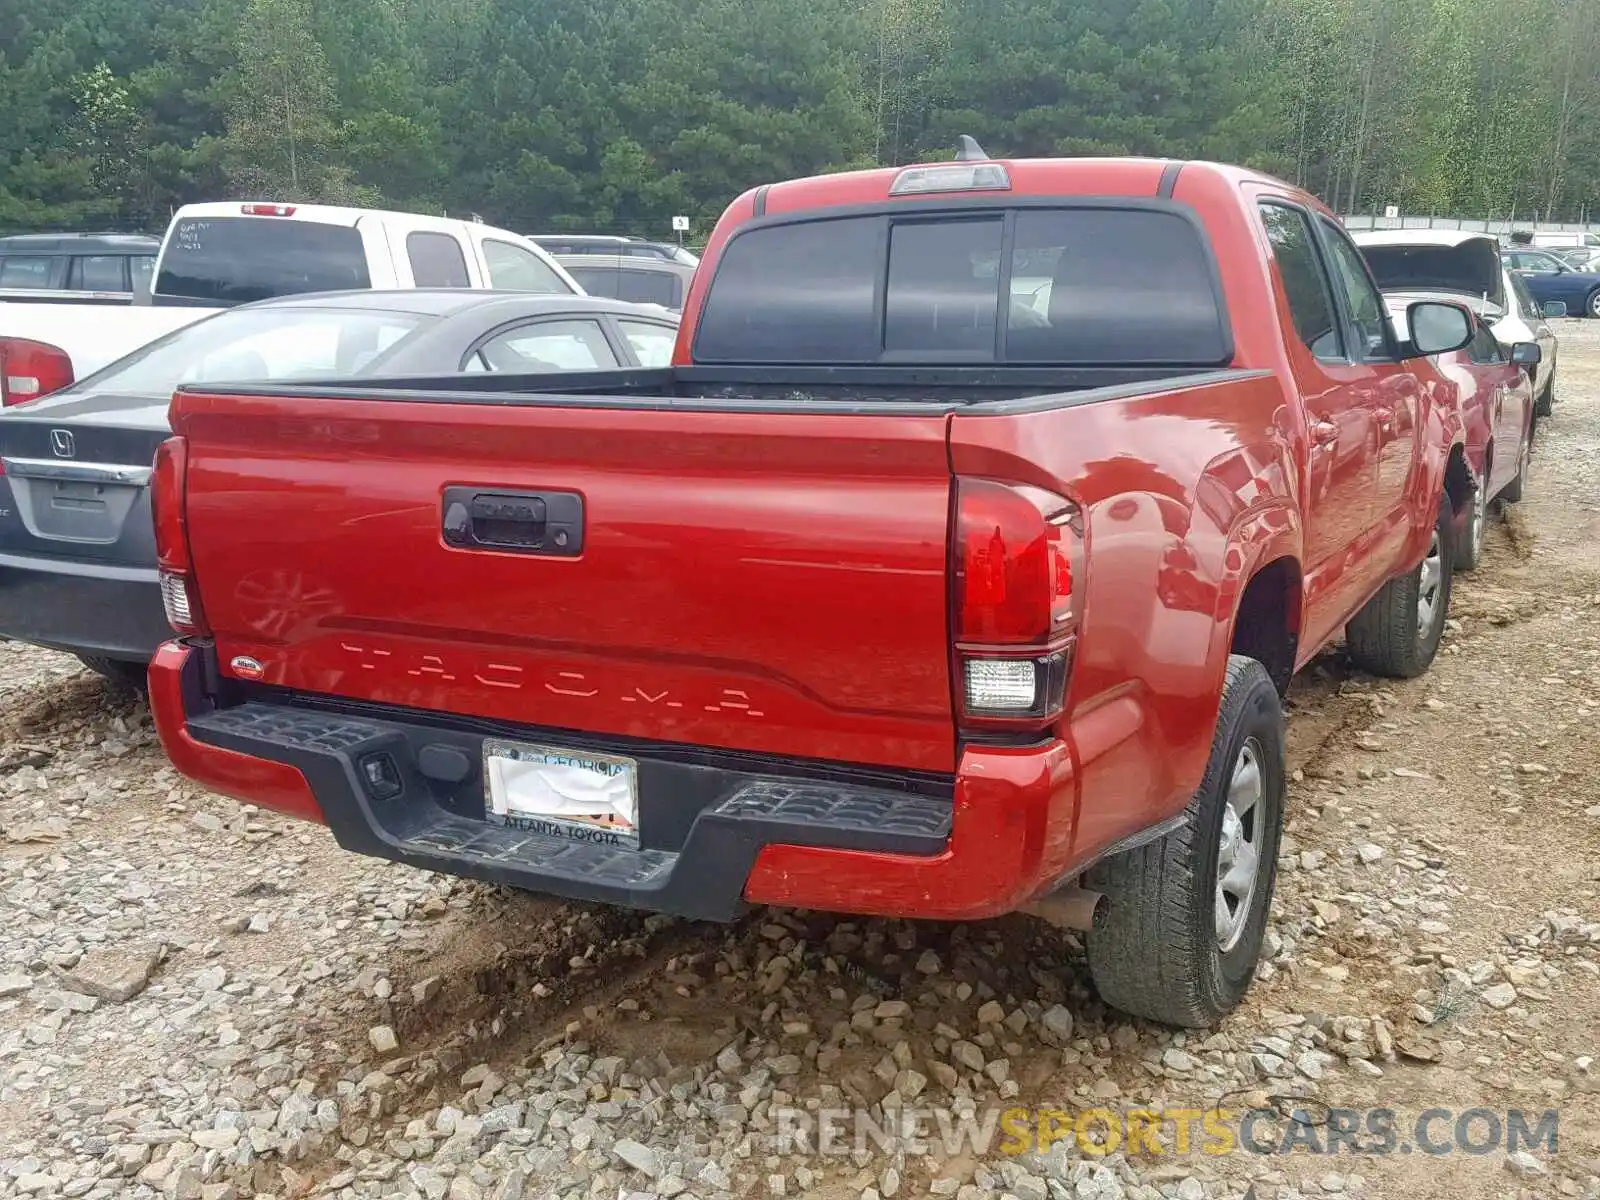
[1315, 217, 1424, 533]
[463, 318, 623, 372]
[614, 317, 679, 367]
[1465, 321, 1529, 497]
[1255, 200, 1382, 651]
[402, 230, 473, 288]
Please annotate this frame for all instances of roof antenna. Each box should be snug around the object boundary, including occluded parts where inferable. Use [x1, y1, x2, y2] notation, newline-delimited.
[955, 135, 989, 162]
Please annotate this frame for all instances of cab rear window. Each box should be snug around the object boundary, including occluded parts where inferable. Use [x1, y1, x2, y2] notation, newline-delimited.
[693, 206, 1230, 366]
[155, 217, 371, 303]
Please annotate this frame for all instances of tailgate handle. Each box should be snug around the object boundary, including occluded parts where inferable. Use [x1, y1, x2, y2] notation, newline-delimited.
[441, 487, 584, 557]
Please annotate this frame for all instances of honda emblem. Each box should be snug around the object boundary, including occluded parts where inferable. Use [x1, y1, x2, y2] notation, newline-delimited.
[49, 429, 75, 459]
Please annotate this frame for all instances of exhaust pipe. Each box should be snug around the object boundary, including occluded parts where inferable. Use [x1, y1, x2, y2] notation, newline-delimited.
[1021, 886, 1106, 932]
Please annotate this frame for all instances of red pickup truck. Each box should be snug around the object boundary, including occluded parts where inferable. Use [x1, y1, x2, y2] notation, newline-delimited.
[147, 147, 1480, 1026]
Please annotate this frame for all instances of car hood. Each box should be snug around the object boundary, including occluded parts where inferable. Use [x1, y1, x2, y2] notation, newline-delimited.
[1362, 236, 1504, 303]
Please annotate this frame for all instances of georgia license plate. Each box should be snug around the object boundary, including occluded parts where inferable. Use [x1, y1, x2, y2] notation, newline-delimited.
[482, 739, 639, 849]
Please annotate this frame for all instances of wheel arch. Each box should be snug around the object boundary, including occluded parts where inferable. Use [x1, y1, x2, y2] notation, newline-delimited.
[1443, 440, 1475, 517]
[1225, 553, 1303, 696]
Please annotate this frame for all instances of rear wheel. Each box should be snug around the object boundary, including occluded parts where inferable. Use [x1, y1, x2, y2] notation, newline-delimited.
[76, 655, 147, 694]
[1534, 379, 1554, 419]
[1085, 656, 1285, 1028]
[1500, 428, 1530, 504]
[1455, 468, 1488, 572]
[1345, 494, 1452, 678]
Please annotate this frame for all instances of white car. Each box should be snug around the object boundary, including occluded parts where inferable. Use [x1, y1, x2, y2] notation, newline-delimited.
[1528, 231, 1600, 252]
[0, 203, 582, 404]
[1354, 229, 1561, 416]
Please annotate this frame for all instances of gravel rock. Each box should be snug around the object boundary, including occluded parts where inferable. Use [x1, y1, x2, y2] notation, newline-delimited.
[1505, 1151, 1548, 1179]
[55, 940, 164, 1002]
[952, 1040, 985, 1071]
[1481, 983, 1518, 1010]
[1039, 1005, 1074, 1046]
[1161, 1048, 1198, 1072]
[613, 1138, 661, 1178]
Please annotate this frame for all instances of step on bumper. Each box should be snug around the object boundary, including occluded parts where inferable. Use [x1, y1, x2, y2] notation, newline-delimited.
[179, 695, 954, 923]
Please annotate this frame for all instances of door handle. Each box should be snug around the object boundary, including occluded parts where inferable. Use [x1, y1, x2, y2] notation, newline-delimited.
[441, 487, 585, 556]
[1310, 418, 1339, 445]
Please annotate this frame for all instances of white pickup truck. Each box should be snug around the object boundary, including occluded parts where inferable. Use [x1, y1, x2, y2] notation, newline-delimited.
[0, 202, 582, 403]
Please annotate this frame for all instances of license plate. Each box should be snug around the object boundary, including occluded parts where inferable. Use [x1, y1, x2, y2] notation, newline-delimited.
[482, 739, 639, 849]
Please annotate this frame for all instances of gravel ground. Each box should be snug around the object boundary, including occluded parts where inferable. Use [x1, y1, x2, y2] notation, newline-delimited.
[5, 324, 1600, 1200]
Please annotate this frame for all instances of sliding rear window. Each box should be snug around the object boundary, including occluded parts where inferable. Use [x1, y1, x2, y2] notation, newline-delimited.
[693, 206, 1230, 365]
[155, 217, 371, 304]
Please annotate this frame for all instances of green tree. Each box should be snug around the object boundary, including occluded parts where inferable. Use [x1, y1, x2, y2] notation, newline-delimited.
[219, 0, 363, 202]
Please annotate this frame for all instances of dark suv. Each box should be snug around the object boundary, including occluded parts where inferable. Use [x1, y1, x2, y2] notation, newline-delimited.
[530, 234, 698, 267]
[0, 232, 160, 300]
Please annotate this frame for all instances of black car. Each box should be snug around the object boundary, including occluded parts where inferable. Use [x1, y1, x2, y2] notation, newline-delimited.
[0, 232, 161, 299]
[0, 290, 680, 685]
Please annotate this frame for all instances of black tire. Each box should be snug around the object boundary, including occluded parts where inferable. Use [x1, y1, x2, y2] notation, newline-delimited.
[77, 655, 148, 694]
[1588, 288, 1600, 319]
[1085, 655, 1285, 1028]
[1455, 466, 1487, 573]
[1533, 380, 1553, 419]
[1345, 494, 1452, 678]
[1500, 427, 1530, 504]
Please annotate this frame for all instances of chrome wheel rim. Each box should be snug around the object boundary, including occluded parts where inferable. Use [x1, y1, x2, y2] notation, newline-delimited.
[1215, 739, 1264, 953]
[1416, 527, 1443, 645]
[1590, 291, 1600, 318]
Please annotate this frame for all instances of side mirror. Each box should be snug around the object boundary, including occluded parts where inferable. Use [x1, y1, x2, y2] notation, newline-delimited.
[1543, 300, 1569, 318]
[1510, 341, 1542, 365]
[1404, 301, 1474, 357]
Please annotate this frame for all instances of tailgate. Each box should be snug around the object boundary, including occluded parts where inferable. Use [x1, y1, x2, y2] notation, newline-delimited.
[176, 392, 958, 772]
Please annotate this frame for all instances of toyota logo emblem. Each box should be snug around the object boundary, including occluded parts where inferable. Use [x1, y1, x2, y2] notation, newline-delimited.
[49, 430, 75, 459]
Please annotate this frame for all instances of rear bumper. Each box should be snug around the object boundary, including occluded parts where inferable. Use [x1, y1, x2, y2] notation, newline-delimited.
[148, 641, 1076, 922]
[0, 551, 168, 662]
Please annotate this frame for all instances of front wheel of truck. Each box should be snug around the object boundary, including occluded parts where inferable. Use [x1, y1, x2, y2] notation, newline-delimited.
[1344, 494, 1453, 678]
[1084, 655, 1285, 1028]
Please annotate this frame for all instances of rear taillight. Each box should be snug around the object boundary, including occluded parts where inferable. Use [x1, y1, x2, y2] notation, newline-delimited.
[241, 203, 296, 216]
[152, 436, 208, 636]
[953, 478, 1083, 730]
[0, 338, 75, 407]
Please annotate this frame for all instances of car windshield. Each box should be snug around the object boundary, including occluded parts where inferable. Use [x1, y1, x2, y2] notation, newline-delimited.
[68, 305, 432, 395]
